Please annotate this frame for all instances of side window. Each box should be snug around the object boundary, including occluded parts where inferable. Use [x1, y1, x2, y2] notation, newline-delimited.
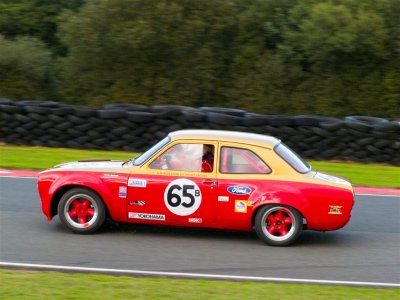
[150, 143, 215, 173]
[220, 147, 271, 174]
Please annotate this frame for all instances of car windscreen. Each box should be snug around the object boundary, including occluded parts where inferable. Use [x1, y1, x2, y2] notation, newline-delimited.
[133, 136, 170, 166]
[274, 142, 311, 173]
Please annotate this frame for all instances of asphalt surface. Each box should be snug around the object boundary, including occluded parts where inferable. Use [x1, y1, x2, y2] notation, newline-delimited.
[0, 177, 399, 284]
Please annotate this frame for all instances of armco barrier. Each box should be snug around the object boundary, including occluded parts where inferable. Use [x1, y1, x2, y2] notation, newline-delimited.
[0, 99, 399, 165]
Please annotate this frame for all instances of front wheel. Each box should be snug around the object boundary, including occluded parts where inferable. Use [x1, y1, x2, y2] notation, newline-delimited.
[254, 205, 302, 246]
[58, 188, 106, 234]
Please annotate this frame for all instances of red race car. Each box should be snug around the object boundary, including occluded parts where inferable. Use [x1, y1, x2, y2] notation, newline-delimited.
[38, 130, 354, 246]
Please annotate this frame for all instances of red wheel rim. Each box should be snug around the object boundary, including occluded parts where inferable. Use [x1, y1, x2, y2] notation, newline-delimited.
[68, 198, 95, 224]
[266, 209, 293, 237]
[64, 194, 98, 229]
[261, 206, 297, 242]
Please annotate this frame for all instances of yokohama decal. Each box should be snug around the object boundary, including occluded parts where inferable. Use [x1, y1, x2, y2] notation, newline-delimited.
[128, 212, 165, 221]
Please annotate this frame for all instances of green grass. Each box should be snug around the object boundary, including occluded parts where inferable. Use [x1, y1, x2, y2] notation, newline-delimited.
[0, 269, 398, 300]
[0, 145, 135, 170]
[309, 161, 400, 188]
[0, 145, 399, 188]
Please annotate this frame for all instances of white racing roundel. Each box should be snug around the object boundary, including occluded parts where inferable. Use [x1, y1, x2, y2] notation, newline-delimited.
[164, 178, 202, 216]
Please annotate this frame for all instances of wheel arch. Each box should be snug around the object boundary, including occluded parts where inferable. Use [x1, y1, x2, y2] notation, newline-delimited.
[250, 188, 310, 229]
[50, 184, 111, 219]
[251, 203, 306, 229]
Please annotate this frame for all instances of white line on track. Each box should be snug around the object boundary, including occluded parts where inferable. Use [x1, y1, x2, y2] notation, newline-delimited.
[0, 262, 399, 288]
[355, 193, 399, 198]
[0, 176, 37, 179]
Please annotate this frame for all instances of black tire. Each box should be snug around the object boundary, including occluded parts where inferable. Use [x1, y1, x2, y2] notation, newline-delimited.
[75, 123, 93, 132]
[0, 98, 13, 105]
[206, 111, 243, 126]
[104, 103, 150, 111]
[53, 106, 76, 116]
[56, 122, 71, 130]
[344, 116, 389, 125]
[97, 109, 126, 119]
[74, 108, 97, 117]
[254, 205, 302, 246]
[0, 104, 24, 113]
[58, 188, 106, 234]
[268, 116, 294, 126]
[126, 111, 155, 123]
[345, 121, 372, 132]
[155, 108, 182, 118]
[24, 105, 52, 114]
[320, 120, 345, 131]
[293, 115, 321, 126]
[310, 127, 330, 137]
[242, 115, 269, 126]
[181, 111, 206, 122]
[16, 100, 59, 107]
[199, 106, 246, 117]
[14, 113, 30, 123]
[27, 113, 46, 122]
[373, 121, 399, 132]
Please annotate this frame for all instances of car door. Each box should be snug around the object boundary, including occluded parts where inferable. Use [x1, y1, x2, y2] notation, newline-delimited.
[127, 141, 218, 227]
[215, 142, 272, 230]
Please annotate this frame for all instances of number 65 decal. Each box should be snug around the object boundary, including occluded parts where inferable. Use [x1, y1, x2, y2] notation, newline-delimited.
[164, 178, 202, 216]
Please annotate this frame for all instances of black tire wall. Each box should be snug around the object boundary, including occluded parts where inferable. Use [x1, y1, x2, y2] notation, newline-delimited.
[0, 101, 399, 165]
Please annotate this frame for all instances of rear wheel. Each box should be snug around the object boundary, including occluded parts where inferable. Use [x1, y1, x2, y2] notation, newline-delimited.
[58, 188, 106, 234]
[255, 205, 302, 246]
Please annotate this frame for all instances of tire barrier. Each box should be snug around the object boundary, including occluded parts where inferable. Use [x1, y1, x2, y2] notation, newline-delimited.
[0, 100, 399, 165]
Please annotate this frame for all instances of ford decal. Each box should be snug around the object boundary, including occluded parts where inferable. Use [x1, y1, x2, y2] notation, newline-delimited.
[227, 186, 252, 195]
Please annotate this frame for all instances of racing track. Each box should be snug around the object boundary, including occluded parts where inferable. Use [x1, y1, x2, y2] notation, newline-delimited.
[0, 177, 399, 286]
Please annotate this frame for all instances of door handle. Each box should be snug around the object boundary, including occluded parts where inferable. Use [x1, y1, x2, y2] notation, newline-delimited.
[203, 179, 217, 185]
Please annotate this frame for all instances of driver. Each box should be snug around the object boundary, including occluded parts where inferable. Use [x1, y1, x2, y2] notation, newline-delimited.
[201, 144, 214, 172]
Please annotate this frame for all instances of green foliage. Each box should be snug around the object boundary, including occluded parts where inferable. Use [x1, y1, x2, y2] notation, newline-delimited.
[0, 0, 83, 55]
[0, 34, 56, 100]
[0, 0, 399, 117]
[58, 0, 242, 107]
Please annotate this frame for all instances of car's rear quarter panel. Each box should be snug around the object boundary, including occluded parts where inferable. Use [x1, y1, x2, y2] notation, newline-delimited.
[250, 181, 354, 231]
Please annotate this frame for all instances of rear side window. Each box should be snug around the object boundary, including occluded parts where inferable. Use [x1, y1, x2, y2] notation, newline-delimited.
[220, 147, 271, 174]
[274, 143, 311, 173]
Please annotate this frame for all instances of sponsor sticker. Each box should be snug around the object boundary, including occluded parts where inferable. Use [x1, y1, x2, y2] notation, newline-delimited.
[103, 173, 119, 178]
[188, 218, 202, 223]
[328, 205, 343, 215]
[118, 186, 127, 198]
[235, 200, 248, 213]
[128, 212, 165, 221]
[128, 200, 145, 206]
[218, 196, 229, 202]
[227, 186, 252, 195]
[128, 178, 147, 188]
[164, 178, 202, 216]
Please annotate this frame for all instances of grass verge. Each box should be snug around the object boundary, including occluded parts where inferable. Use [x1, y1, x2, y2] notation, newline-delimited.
[0, 145, 399, 188]
[0, 269, 398, 300]
[0, 145, 134, 170]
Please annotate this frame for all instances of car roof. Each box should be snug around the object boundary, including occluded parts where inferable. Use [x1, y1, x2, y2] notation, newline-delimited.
[169, 130, 280, 149]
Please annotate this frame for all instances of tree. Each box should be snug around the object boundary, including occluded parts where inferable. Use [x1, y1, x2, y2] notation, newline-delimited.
[0, 35, 56, 100]
[0, 0, 83, 55]
[58, 0, 241, 106]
